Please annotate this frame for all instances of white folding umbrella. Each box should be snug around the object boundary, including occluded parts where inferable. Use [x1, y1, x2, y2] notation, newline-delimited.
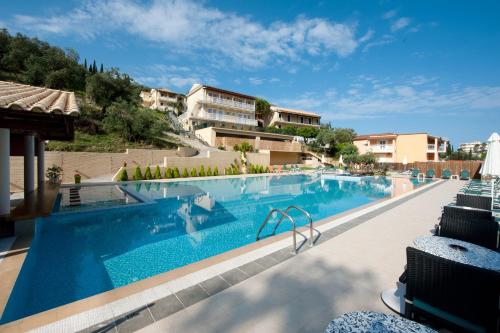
[480, 132, 500, 177]
[338, 154, 344, 166]
[480, 132, 500, 210]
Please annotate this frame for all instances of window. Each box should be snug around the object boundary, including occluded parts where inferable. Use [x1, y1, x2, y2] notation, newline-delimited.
[308, 118, 311, 124]
[287, 115, 291, 122]
[300, 117, 304, 124]
[279, 113, 282, 119]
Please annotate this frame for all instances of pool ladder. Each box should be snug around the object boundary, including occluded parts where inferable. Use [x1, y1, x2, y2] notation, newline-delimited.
[256, 206, 319, 254]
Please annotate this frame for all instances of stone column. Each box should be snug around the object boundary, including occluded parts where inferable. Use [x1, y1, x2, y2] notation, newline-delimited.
[24, 134, 35, 196]
[37, 140, 45, 187]
[0, 128, 10, 216]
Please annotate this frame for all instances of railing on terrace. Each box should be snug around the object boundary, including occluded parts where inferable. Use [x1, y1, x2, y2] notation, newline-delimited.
[203, 97, 255, 111]
[370, 145, 394, 152]
[197, 113, 258, 126]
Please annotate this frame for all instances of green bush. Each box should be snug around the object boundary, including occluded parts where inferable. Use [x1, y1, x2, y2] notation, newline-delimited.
[225, 167, 232, 175]
[190, 168, 198, 177]
[213, 167, 219, 176]
[232, 166, 239, 175]
[144, 166, 153, 180]
[199, 165, 206, 177]
[154, 165, 162, 179]
[248, 164, 255, 174]
[207, 166, 213, 176]
[173, 167, 180, 178]
[118, 168, 129, 181]
[259, 165, 265, 173]
[133, 166, 143, 180]
[165, 167, 173, 179]
[265, 166, 270, 173]
[182, 168, 189, 178]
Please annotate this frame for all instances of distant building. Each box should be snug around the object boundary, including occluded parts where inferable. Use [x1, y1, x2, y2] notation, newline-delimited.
[267, 106, 321, 129]
[459, 141, 486, 154]
[140, 88, 185, 115]
[179, 84, 257, 131]
[353, 132, 448, 163]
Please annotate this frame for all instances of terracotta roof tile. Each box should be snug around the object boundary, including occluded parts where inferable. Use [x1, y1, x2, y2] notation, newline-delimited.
[0, 80, 79, 116]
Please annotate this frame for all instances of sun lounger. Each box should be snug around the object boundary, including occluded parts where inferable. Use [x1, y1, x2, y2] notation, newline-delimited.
[441, 169, 451, 179]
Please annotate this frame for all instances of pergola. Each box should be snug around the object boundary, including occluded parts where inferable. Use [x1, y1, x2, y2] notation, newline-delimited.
[0, 81, 79, 229]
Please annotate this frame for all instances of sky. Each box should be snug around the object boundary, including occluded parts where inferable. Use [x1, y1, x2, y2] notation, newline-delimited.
[1, 0, 500, 146]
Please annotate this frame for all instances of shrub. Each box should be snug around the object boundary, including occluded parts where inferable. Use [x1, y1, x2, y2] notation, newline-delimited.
[232, 166, 239, 175]
[213, 167, 219, 176]
[173, 167, 180, 178]
[190, 168, 198, 177]
[144, 166, 153, 180]
[118, 168, 128, 181]
[165, 167, 173, 178]
[225, 167, 232, 175]
[207, 166, 213, 176]
[217, 145, 226, 150]
[248, 164, 255, 174]
[133, 166, 143, 180]
[182, 168, 189, 178]
[259, 165, 265, 173]
[154, 165, 162, 179]
[265, 166, 271, 173]
[199, 165, 206, 177]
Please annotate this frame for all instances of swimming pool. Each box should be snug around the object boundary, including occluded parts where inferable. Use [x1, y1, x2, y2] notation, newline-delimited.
[1, 174, 428, 323]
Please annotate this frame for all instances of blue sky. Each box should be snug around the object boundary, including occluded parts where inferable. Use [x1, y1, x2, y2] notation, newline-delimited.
[1, 0, 499, 146]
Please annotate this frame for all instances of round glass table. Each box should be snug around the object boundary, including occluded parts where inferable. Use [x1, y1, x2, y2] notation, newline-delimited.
[414, 236, 500, 272]
[325, 311, 437, 333]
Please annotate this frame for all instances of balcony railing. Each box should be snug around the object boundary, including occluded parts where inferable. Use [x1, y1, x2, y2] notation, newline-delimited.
[370, 145, 394, 152]
[197, 112, 258, 126]
[203, 97, 255, 111]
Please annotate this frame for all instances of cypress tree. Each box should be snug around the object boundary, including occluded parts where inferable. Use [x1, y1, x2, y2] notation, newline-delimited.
[92, 60, 97, 73]
[84, 58, 87, 70]
[100, 63, 104, 73]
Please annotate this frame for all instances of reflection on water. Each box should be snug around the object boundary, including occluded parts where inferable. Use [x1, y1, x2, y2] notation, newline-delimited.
[2, 174, 429, 324]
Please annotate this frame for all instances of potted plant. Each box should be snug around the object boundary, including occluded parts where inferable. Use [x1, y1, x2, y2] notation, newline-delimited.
[46, 165, 63, 184]
[74, 173, 81, 184]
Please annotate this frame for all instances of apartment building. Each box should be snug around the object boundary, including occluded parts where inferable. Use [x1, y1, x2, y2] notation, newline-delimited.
[459, 141, 486, 153]
[267, 106, 321, 129]
[140, 88, 185, 114]
[179, 84, 257, 131]
[353, 132, 447, 163]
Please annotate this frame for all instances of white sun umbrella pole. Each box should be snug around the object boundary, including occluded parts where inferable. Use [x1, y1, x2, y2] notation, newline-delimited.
[339, 154, 344, 166]
[402, 156, 408, 171]
[480, 132, 500, 209]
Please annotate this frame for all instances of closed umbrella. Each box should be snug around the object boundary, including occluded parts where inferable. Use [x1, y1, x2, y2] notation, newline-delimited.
[480, 132, 500, 209]
[339, 155, 344, 166]
[480, 133, 500, 177]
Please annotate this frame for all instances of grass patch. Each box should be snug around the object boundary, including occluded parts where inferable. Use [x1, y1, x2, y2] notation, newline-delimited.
[46, 131, 177, 153]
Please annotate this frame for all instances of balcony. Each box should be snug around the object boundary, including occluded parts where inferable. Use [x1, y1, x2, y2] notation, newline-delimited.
[369, 145, 394, 153]
[201, 97, 255, 112]
[196, 112, 258, 126]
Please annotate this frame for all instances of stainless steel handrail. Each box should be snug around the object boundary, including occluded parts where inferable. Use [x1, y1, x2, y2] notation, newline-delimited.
[256, 208, 300, 253]
[272, 205, 316, 247]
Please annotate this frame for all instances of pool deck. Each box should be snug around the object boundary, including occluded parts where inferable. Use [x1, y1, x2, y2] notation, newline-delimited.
[0, 178, 465, 332]
[136, 179, 464, 333]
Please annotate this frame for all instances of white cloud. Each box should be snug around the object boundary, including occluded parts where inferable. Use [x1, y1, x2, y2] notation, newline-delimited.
[278, 77, 500, 121]
[382, 10, 398, 20]
[363, 34, 395, 52]
[9, 0, 367, 67]
[249, 77, 263, 85]
[391, 17, 411, 32]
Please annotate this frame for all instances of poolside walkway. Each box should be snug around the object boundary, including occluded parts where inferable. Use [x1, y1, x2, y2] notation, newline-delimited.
[138, 180, 464, 333]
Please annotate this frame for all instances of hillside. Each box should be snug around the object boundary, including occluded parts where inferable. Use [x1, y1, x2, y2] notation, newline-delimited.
[0, 29, 178, 152]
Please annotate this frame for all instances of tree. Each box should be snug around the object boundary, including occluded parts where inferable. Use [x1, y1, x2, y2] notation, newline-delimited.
[233, 141, 254, 154]
[86, 69, 141, 108]
[84, 58, 87, 70]
[255, 98, 272, 123]
[154, 165, 162, 179]
[100, 63, 104, 73]
[92, 60, 97, 73]
[296, 127, 319, 144]
[282, 125, 297, 136]
[333, 128, 356, 144]
[338, 143, 358, 158]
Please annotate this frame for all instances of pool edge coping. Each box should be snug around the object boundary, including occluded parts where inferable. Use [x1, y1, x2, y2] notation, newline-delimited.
[0, 178, 446, 332]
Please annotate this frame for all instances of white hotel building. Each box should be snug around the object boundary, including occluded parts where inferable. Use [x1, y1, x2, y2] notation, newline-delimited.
[179, 84, 257, 131]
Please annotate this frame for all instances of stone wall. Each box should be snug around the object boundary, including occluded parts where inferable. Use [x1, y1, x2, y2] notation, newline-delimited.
[9, 149, 178, 191]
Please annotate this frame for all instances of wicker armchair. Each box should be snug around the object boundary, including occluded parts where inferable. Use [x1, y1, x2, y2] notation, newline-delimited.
[456, 193, 492, 211]
[436, 214, 498, 250]
[405, 247, 500, 333]
[443, 205, 494, 221]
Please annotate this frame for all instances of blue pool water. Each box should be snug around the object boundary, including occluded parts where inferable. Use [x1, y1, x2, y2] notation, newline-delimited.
[1, 174, 426, 323]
